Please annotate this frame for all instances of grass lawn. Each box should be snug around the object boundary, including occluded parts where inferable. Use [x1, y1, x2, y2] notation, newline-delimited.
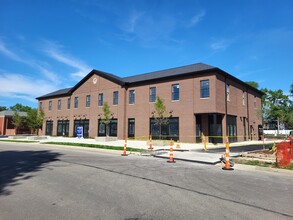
[42, 141, 148, 153]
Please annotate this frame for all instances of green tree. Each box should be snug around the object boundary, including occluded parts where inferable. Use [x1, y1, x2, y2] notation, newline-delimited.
[0, 106, 7, 111]
[262, 88, 291, 131]
[245, 81, 259, 89]
[26, 109, 45, 134]
[153, 96, 169, 139]
[10, 103, 32, 112]
[290, 83, 293, 97]
[100, 102, 111, 137]
[12, 111, 23, 134]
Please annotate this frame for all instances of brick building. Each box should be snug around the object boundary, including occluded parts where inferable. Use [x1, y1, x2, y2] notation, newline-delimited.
[36, 63, 263, 143]
[0, 110, 29, 135]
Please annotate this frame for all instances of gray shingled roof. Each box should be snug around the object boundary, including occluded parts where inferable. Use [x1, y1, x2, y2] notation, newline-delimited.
[36, 63, 263, 100]
[36, 88, 72, 99]
[123, 63, 216, 83]
[0, 110, 28, 117]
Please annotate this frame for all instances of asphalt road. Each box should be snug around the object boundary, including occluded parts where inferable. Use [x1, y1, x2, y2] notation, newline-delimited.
[0, 142, 293, 220]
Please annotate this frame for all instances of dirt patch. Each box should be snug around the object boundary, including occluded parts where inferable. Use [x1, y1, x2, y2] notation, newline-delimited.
[236, 149, 276, 164]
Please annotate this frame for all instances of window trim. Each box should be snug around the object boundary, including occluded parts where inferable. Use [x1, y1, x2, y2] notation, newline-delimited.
[67, 98, 71, 109]
[149, 87, 156, 103]
[129, 90, 135, 105]
[113, 91, 118, 105]
[200, 80, 210, 99]
[226, 84, 230, 102]
[86, 95, 91, 107]
[58, 99, 62, 110]
[74, 97, 79, 108]
[98, 93, 103, 106]
[49, 100, 52, 111]
[171, 84, 180, 101]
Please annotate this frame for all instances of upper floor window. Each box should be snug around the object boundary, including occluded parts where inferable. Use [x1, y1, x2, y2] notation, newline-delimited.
[172, 84, 179, 101]
[67, 98, 71, 109]
[58, 99, 62, 110]
[254, 96, 257, 108]
[226, 84, 230, 101]
[149, 87, 156, 102]
[39, 102, 43, 111]
[242, 91, 245, 106]
[129, 90, 135, 104]
[98, 93, 103, 106]
[86, 95, 91, 107]
[200, 80, 210, 98]
[74, 97, 78, 108]
[49, 101, 52, 111]
[113, 91, 118, 105]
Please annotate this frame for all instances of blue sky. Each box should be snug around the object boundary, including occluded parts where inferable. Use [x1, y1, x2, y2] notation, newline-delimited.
[0, 0, 292, 108]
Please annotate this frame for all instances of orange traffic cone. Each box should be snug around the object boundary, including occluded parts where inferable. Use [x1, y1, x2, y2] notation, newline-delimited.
[167, 138, 175, 163]
[121, 139, 128, 156]
[148, 135, 153, 150]
[222, 137, 233, 170]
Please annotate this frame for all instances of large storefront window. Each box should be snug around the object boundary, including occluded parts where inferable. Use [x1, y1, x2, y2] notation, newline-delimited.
[150, 117, 179, 141]
[128, 118, 135, 138]
[57, 120, 69, 136]
[98, 119, 118, 137]
[227, 115, 237, 143]
[45, 120, 53, 136]
[74, 119, 89, 138]
[208, 114, 222, 143]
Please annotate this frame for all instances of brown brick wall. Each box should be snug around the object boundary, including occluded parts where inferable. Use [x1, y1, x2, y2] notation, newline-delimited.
[38, 70, 263, 143]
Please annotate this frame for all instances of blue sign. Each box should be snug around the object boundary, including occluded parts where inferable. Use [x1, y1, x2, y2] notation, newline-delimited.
[76, 126, 83, 139]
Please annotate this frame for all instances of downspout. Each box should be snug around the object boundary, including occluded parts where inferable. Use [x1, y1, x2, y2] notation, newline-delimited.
[246, 87, 250, 140]
[225, 77, 228, 143]
[123, 86, 128, 139]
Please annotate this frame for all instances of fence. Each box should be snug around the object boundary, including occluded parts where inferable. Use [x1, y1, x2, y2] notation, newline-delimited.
[276, 137, 293, 168]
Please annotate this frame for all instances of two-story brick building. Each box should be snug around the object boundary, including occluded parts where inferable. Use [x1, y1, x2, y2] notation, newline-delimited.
[36, 63, 264, 143]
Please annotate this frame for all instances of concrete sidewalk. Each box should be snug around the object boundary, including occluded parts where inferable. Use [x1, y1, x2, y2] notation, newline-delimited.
[2, 136, 279, 165]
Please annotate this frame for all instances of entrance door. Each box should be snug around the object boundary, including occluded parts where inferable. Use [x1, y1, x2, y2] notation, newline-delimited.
[195, 115, 202, 143]
[208, 114, 222, 143]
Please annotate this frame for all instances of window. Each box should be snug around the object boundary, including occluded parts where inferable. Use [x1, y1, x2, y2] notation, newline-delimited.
[150, 117, 179, 141]
[98, 93, 103, 106]
[39, 102, 43, 111]
[49, 101, 52, 111]
[74, 97, 79, 108]
[86, 95, 91, 107]
[172, 84, 179, 101]
[227, 115, 237, 143]
[45, 120, 53, 135]
[67, 98, 71, 109]
[129, 90, 135, 104]
[128, 118, 135, 137]
[149, 87, 156, 102]
[58, 99, 62, 110]
[57, 120, 69, 136]
[226, 84, 230, 101]
[200, 80, 210, 98]
[98, 119, 118, 137]
[254, 96, 257, 108]
[113, 91, 118, 105]
[242, 91, 245, 106]
[74, 119, 89, 138]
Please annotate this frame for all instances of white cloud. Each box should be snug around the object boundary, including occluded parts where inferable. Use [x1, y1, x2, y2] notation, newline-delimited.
[122, 11, 145, 33]
[187, 10, 206, 27]
[0, 73, 59, 103]
[210, 39, 232, 51]
[0, 40, 59, 83]
[43, 40, 91, 78]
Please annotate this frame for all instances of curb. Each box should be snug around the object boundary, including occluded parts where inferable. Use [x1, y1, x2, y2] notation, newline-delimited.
[229, 163, 293, 174]
[153, 154, 220, 165]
